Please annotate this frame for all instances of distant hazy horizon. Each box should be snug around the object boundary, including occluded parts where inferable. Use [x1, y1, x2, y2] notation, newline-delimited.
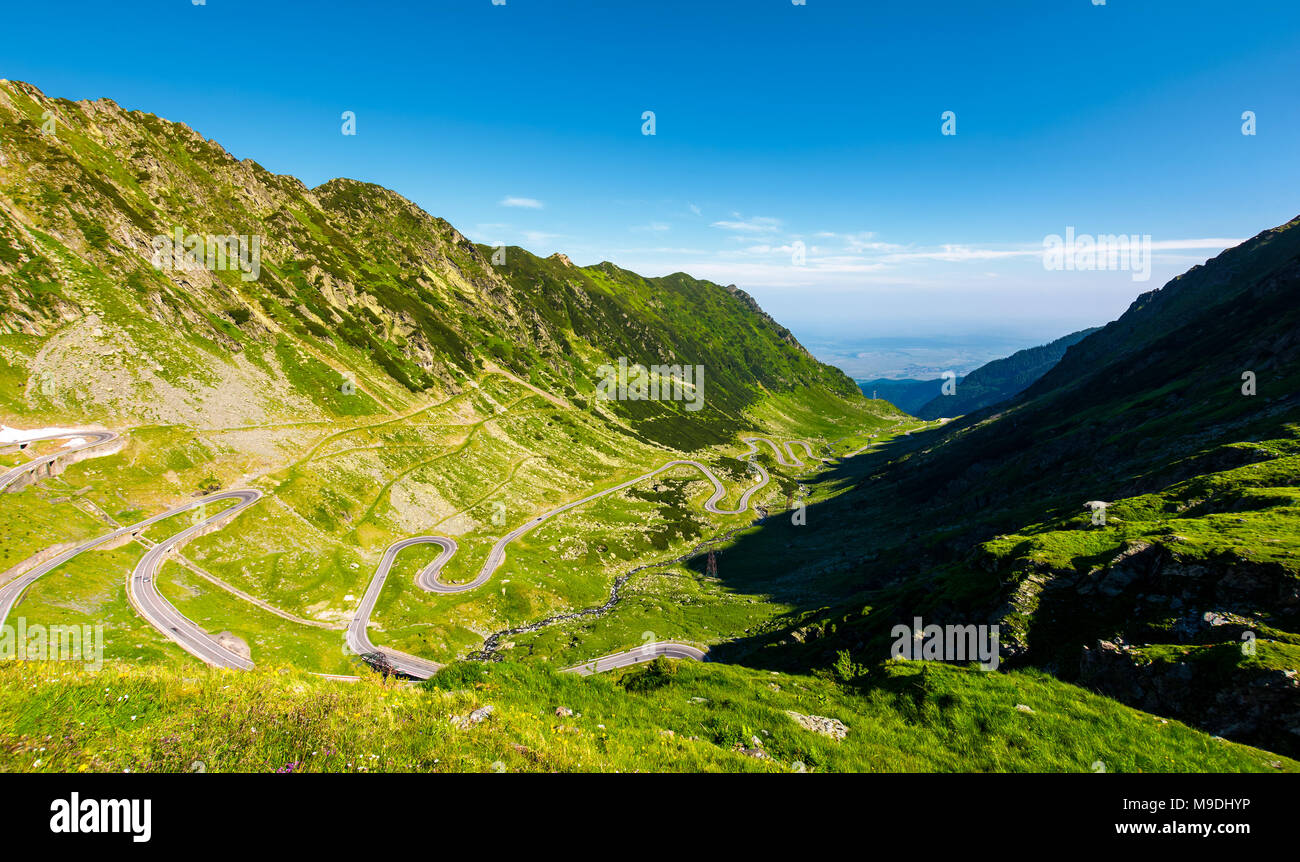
[805, 330, 1082, 381]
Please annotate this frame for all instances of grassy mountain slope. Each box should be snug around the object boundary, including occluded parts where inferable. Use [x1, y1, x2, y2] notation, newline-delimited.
[914, 327, 1099, 420]
[0, 78, 855, 449]
[3, 658, 1292, 773]
[478, 249, 856, 450]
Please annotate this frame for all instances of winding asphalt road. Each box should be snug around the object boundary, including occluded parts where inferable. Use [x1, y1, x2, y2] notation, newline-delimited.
[0, 430, 120, 492]
[745, 436, 836, 469]
[563, 642, 708, 675]
[126, 490, 263, 669]
[346, 436, 813, 678]
[344, 536, 453, 678]
[6, 432, 827, 678]
[746, 436, 803, 468]
[1, 489, 262, 672]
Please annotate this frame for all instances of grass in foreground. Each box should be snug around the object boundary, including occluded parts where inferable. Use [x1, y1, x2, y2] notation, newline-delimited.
[0, 658, 1292, 773]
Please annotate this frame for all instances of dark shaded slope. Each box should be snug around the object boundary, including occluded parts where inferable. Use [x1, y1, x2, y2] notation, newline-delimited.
[893, 215, 1300, 523]
[711, 214, 1300, 755]
[857, 378, 943, 414]
[913, 327, 1099, 420]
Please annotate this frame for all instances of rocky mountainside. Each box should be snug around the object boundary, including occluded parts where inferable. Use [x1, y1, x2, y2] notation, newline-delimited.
[913, 327, 1099, 420]
[0, 79, 855, 445]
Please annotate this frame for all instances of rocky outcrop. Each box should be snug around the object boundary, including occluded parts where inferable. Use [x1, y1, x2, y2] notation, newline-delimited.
[1079, 639, 1300, 757]
[450, 705, 495, 729]
[214, 631, 251, 661]
[992, 537, 1299, 662]
[786, 711, 849, 741]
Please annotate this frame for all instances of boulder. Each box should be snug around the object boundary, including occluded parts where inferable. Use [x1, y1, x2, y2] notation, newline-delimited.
[785, 710, 849, 741]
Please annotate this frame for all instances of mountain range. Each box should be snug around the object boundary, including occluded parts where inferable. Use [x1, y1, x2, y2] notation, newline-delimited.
[0, 79, 854, 454]
[856, 327, 1100, 418]
[912, 327, 1100, 419]
[1, 78, 1297, 770]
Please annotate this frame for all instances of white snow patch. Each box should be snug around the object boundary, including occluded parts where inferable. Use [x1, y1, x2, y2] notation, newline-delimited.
[0, 425, 90, 444]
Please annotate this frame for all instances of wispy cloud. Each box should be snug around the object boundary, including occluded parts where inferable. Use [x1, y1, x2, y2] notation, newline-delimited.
[875, 236, 1247, 264]
[1149, 238, 1246, 250]
[710, 214, 781, 234]
[880, 245, 1040, 263]
[500, 196, 544, 209]
[522, 230, 564, 246]
[623, 230, 1249, 294]
[816, 231, 905, 253]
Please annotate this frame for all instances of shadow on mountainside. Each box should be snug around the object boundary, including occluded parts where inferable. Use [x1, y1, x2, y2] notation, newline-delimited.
[698, 377, 1300, 756]
[689, 427, 954, 668]
[707, 374, 1300, 671]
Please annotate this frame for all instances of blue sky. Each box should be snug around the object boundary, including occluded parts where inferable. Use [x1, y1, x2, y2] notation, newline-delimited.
[5, 0, 1299, 366]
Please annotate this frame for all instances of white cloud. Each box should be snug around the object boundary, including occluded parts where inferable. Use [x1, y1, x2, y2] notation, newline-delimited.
[599, 227, 1253, 343]
[500, 196, 544, 209]
[710, 215, 781, 233]
[1149, 238, 1245, 250]
[881, 245, 1041, 263]
[850, 235, 905, 254]
[522, 230, 564, 245]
